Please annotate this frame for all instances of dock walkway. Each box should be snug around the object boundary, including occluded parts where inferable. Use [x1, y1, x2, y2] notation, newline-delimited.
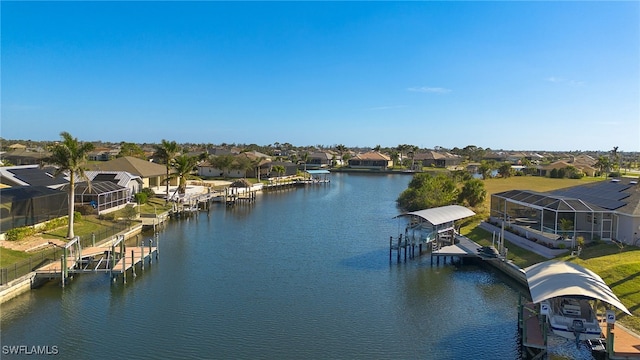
[34, 235, 158, 285]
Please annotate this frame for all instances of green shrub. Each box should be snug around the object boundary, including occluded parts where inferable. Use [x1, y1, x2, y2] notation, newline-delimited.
[5, 226, 37, 241]
[99, 212, 116, 221]
[74, 211, 83, 222]
[140, 188, 155, 198]
[134, 192, 148, 205]
[42, 217, 68, 232]
[76, 204, 95, 215]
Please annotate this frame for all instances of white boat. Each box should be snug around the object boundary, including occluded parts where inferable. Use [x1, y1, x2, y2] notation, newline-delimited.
[541, 297, 602, 341]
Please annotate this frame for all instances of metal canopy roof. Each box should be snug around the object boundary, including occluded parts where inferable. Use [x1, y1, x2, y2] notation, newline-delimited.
[524, 260, 630, 315]
[395, 205, 475, 226]
[306, 170, 330, 174]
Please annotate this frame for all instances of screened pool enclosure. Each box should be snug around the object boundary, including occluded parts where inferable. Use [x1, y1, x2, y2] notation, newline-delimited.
[0, 186, 68, 232]
[490, 190, 615, 242]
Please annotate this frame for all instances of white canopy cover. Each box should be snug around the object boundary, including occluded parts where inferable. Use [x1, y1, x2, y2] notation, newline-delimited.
[396, 205, 476, 226]
[525, 260, 631, 315]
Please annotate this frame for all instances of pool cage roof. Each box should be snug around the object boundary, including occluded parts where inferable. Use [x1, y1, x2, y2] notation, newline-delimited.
[59, 181, 127, 195]
[493, 190, 608, 213]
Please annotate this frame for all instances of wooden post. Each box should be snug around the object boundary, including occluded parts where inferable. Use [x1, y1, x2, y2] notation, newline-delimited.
[122, 250, 126, 284]
[148, 239, 152, 265]
[61, 255, 66, 288]
[389, 236, 392, 262]
[396, 235, 401, 263]
[131, 250, 136, 278]
[141, 245, 145, 271]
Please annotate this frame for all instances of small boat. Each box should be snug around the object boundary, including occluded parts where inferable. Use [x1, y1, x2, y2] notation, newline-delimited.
[541, 297, 602, 341]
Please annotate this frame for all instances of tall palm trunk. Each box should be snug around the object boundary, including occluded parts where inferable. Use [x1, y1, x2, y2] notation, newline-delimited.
[67, 172, 76, 239]
[166, 166, 170, 203]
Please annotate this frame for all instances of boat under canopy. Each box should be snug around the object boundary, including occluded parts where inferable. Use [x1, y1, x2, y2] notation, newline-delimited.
[524, 260, 631, 315]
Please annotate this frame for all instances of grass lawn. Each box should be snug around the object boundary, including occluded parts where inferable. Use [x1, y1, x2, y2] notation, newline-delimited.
[0, 247, 32, 268]
[42, 216, 119, 240]
[137, 197, 173, 214]
[461, 225, 548, 268]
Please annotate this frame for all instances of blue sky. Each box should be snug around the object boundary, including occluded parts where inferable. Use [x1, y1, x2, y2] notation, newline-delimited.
[2, 1, 639, 151]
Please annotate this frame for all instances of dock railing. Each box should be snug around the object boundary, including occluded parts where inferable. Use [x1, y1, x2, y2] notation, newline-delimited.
[0, 222, 131, 285]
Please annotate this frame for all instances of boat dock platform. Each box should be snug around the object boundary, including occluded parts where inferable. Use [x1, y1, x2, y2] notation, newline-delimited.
[389, 232, 488, 264]
[35, 235, 158, 286]
[518, 299, 640, 359]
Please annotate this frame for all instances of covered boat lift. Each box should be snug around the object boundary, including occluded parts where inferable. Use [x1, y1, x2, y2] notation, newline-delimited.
[395, 204, 476, 244]
[519, 260, 636, 359]
[525, 261, 630, 316]
[390, 205, 476, 262]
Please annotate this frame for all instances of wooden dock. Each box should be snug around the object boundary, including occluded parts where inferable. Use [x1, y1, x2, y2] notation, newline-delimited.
[518, 301, 547, 359]
[601, 322, 640, 359]
[34, 235, 159, 285]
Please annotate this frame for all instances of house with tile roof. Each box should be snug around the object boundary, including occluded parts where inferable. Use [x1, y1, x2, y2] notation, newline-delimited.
[413, 151, 463, 168]
[88, 156, 171, 189]
[348, 151, 392, 170]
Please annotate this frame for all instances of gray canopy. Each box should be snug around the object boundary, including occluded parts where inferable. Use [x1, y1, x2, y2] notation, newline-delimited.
[525, 260, 631, 315]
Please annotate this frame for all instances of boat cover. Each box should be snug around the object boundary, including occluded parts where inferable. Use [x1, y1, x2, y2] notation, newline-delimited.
[524, 260, 631, 315]
[394, 205, 475, 226]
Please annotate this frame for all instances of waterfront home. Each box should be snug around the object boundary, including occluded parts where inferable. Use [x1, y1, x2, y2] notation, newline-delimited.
[85, 171, 143, 200]
[306, 152, 333, 169]
[413, 151, 462, 169]
[490, 177, 640, 246]
[537, 160, 596, 177]
[348, 151, 392, 170]
[88, 156, 172, 189]
[0, 165, 67, 189]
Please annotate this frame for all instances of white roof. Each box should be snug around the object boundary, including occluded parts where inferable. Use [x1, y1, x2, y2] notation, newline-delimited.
[525, 260, 630, 315]
[395, 205, 475, 226]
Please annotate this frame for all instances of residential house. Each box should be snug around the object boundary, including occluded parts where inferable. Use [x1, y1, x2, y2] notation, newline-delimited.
[85, 171, 143, 200]
[88, 147, 119, 161]
[413, 151, 463, 169]
[88, 156, 171, 190]
[0, 165, 67, 189]
[348, 151, 392, 170]
[266, 161, 298, 178]
[1, 148, 50, 166]
[490, 177, 640, 245]
[306, 152, 333, 169]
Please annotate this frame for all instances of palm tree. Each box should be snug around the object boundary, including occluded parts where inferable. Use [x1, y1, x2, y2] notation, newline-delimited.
[478, 161, 492, 180]
[301, 152, 310, 172]
[153, 139, 180, 202]
[272, 165, 285, 185]
[595, 156, 611, 177]
[47, 132, 95, 239]
[168, 154, 199, 198]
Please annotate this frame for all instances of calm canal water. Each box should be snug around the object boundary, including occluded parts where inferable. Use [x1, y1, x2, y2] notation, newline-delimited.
[1, 173, 524, 359]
